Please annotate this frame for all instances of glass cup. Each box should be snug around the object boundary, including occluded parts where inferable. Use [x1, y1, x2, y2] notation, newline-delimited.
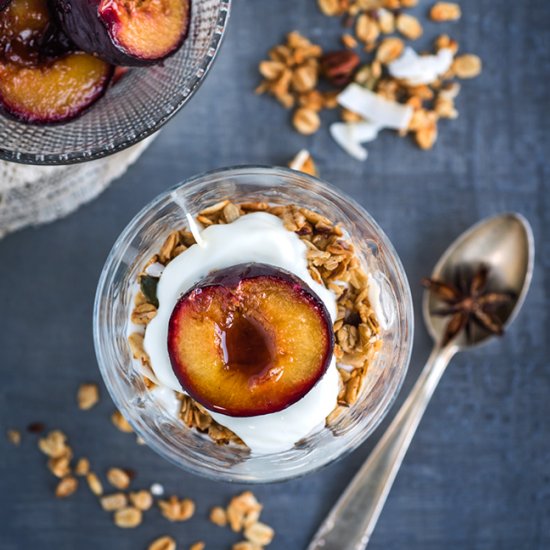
[94, 166, 414, 482]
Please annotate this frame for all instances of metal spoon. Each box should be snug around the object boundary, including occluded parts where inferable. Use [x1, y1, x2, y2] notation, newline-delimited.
[308, 213, 534, 550]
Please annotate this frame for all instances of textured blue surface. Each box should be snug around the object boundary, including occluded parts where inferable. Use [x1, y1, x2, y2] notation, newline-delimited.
[1, 1, 549, 549]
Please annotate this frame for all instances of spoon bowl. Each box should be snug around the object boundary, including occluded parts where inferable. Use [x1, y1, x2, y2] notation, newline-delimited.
[424, 213, 534, 349]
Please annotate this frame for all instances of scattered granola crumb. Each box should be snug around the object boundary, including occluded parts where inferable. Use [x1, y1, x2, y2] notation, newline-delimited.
[86, 472, 104, 496]
[159, 496, 195, 522]
[293, 107, 321, 135]
[129, 489, 153, 511]
[227, 491, 263, 533]
[148, 536, 177, 550]
[243, 522, 275, 546]
[77, 383, 99, 410]
[209, 506, 227, 527]
[396, 13, 423, 40]
[289, 149, 318, 176]
[38, 430, 68, 458]
[341, 33, 358, 49]
[55, 476, 78, 498]
[452, 54, 482, 78]
[48, 455, 71, 478]
[107, 467, 131, 490]
[258, 2, 481, 158]
[7, 429, 21, 446]
[189, 543, 205, 550]
[114, 506, 142, 528]
[430, 2, 462, 22]
[232, 543, 262, 550]
[74, 458, 90, 476]
[111, 410, 133, 433]
[100, 493, 128, 512]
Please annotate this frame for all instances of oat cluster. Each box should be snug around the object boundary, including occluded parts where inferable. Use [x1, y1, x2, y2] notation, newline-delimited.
[129, 200, 382, 446]
[256, 1, 482, 150]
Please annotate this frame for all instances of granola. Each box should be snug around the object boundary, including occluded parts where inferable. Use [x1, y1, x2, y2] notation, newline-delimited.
[255, 1, 482, 157]
[128, 200, 382, 447]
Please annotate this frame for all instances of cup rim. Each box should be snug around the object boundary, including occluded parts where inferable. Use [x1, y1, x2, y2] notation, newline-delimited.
[0, 0, 232, 166]
[94, 165, 414, 482]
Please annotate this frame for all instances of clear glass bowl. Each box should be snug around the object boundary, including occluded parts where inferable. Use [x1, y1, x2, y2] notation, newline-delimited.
[0, 0, 231, 165]
[94, 166, 414, 483]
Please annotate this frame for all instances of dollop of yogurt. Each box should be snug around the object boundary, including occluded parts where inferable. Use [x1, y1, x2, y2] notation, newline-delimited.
[143, 212, 339, 454]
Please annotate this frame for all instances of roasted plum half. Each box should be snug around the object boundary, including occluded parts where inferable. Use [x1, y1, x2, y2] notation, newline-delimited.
[0, 0, 113, 123]
[52, 0, 191, 66]
[168, 263, 334, 417]
[0, 53, 113, 123]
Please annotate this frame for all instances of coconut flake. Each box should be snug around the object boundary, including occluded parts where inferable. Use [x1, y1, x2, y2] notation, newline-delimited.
[337, 83, 413, 130]
[330, 121, 386, 161]
[389, 47, 454, 85]
[145, 262, 165, 278]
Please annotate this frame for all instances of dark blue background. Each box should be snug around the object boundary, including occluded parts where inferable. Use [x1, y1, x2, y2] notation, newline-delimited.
[1, 1, 549, 548]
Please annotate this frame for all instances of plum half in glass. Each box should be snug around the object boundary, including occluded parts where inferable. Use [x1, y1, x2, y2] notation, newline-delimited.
[94, 166, 413, 482]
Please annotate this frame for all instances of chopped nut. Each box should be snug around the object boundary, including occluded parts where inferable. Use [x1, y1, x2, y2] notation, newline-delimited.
[149, 536, 177, 550]
[244, 522, 275, 546]
[341, 33, 358, 49]
[75, 458, 90, 476]
[128, 332, 150, 365]
[130, 490, 154, 511]
[189, 543, 205, 550]
[223, 202, 241, 223]
[159, 231, 180, 263]
[452, 54, 482, 78]
[55, 476, 78, 498]
[376, 37, 404, 64]
[7, 429, 21, 446]
[430, 2, 462, 22]
[396, 13, 423, 40]
[38, 430, 68, 458]
[100, 493, 128, 512]
[292, 108, 320, 135]
[107, 468, 131, 490]
[111, 410, 133, 433]
[159, 496, 195, 522]
[86, 472, 104, 496]
[210, 506, 227, 527]
[114, 507, 142, 528]
[77, 383, 99, 410]
[131, 302, 157, 325]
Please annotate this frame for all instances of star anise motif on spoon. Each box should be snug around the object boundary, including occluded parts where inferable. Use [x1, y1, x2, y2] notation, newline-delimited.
[422, 265, 515, 346]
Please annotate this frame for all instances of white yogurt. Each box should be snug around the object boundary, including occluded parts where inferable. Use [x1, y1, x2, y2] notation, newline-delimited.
[143, 212, 339, 454]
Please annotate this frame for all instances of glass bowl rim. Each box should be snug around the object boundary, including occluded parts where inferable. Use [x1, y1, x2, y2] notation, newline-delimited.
[93, 165, 414, 482]
[0, 0, 232, 166]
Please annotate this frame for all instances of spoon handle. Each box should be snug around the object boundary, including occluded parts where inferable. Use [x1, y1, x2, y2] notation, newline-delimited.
[307, 344, 456, 550]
